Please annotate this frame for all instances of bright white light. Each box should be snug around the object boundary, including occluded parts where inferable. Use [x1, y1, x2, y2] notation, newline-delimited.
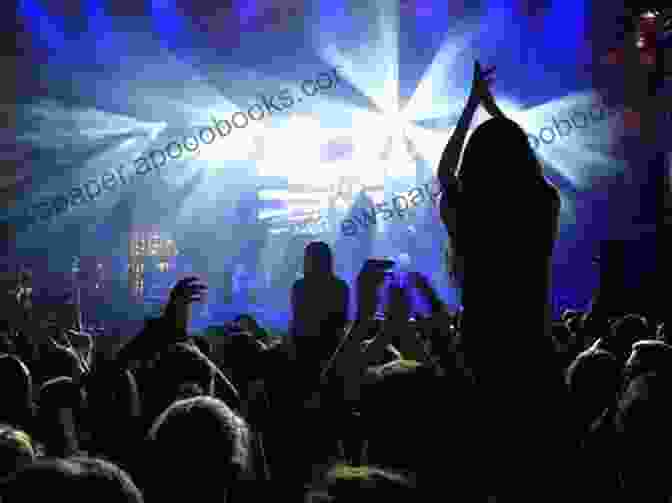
[196, 126, 258, 163]
[386, 109, 408, 136]
[257, 116, 323, 180]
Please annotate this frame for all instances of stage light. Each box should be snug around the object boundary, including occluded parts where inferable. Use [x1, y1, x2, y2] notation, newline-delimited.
[383, 109, 410, 139]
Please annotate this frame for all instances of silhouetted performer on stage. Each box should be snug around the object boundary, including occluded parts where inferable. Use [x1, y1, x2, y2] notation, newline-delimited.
[290, 242, 349, 388]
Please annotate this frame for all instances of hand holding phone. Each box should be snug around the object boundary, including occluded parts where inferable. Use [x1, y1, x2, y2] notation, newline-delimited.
[375, 271, 397, 319]
[358, 259, 395, 320]
[407, 272, 438, 318]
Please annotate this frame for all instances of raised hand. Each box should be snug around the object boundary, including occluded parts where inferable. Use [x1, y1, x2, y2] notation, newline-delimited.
[408, 271, 444, 314]
[470, 61, 505, 119]
[438, 61, 488, 183]
[468, 61, 494, 103]
[165, 276, 208, 333]
[169, 276, 208, 305]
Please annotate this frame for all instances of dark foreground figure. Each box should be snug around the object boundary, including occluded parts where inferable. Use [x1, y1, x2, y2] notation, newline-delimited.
[0, 62, 666, 501]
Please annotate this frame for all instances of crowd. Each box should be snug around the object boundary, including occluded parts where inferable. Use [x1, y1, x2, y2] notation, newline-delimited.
[1, 61, 667, 501]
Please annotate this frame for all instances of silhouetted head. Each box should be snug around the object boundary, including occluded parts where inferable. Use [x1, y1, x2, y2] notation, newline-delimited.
[362, 363, 444, 475]
[0, 354, 34, 431]
[38, 376, 83, 457]
[618, 371, 672, 491]
[566, 349, 621, 431]
[606, 314, 650, 360]
[85, 368, 141, 459]
[304, 241, 333, 277]
[459, 117, 543, 184]
[0, 425, 34, 480]
[387, 285, 411, 322]
[146, 396, 250, 502]
[149, 343, 215, 417]
[624, 340, 672, 384]
[355, 262, 387, 322]
[0, 456, 143, 503]
[233, 314, 266, 340]
[580, 311, 611, 349]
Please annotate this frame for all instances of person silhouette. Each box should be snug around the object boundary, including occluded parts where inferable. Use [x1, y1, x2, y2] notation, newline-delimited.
[436, 61, 563, 496]
[290, 241, 350, 386]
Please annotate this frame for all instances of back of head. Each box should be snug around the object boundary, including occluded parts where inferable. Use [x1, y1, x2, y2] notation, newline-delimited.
[566, 349, 621, 429]
[154, 342, 214, 394]
[0, 425, 34, 479]
[619, 371, 672, 432]
[387, 285, 411, 323]
[608, 314, 650, 357]
[145, 396, 250, 500]
[146, 343, 215, 423]
[234, 314, 258, 331]
[457, 117, 555, 322]
[223, 332, 267, 383]
[1, 456, 143, 503]
[618, 371, 672, 492]
[624, 340, 672, 384]
[580, 311, 611, 349]
[38, 376, 83, 457]
[355, 275, 377, 323]
[233, 314, 267, 342]
[39, 376, 82, 410]
[304, 241, 333, 277]
[355, 261, 387, 322]
[0, 354, 34, 430]
[362, 363, 450, 480]
[85, 368, 141, 464]
[87, 367, 140, 418]
[460, 117, 543, 187]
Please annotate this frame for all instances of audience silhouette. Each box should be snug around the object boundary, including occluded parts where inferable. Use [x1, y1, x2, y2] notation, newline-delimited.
[0, 59, 662, 500]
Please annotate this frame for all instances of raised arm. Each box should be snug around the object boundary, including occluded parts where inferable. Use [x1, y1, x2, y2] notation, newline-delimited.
[437, 61, 499, 186]
[324, 319, 373, 383]
[116, 277, 206, 369]
[163, 276, 207, 335]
